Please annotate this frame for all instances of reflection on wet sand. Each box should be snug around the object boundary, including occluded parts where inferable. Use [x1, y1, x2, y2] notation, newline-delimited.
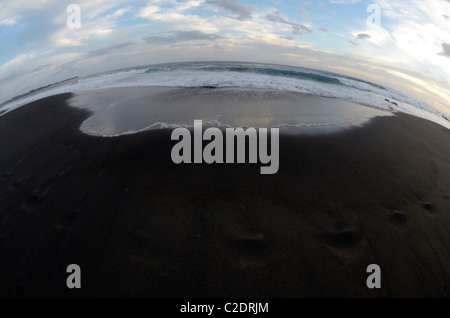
[68, 87, 394, 137]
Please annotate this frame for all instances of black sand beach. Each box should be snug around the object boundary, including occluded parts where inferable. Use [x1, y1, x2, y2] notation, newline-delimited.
[1, 92, 450, 297]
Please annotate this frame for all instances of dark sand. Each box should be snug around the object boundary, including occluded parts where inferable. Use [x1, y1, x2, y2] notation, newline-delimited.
[0, 92, 450, 297]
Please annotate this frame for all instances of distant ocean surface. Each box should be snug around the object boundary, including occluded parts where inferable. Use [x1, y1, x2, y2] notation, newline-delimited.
[1, 61, 449, 130]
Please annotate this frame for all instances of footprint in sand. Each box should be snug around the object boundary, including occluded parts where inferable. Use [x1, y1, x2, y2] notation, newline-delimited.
[53, 223, 71, 239]
[229, 233, 267, 251]
[421, 201, 436, 215]
[19, 186, 49, 213]
[321, 229, 362, 248]
[61, 208, 81, 227]
[1, 170, 13, 181]
[228, 233, 268, 269]
[8, 175, 30, 192]
[389, 210, 408, 225]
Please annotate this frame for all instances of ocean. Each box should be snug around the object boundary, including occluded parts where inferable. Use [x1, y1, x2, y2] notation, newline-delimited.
[1, 61, 449, 131]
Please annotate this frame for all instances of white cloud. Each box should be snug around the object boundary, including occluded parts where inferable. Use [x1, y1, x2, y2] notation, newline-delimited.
[0, 53, 34, 73]
[329, 0, 361, 4]
[376, 0, 450, 73]
[0, 0, 54, 19]
[50, 20, 115, 47]
[51, 0, 132, 24]
[352, 24, 391, 45]
[138, 2, 219, 33]
[0, 17, 16, 25]
[138, 5, 161, 18]
[348, 0, 450, 78]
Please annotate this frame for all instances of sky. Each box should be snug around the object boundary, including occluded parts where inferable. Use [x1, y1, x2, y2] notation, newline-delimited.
[0, 0, 449, 115]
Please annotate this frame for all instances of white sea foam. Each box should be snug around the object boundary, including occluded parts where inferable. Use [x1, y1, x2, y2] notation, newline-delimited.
[1, 63, 449, 131]
[81, 116, 365, 137]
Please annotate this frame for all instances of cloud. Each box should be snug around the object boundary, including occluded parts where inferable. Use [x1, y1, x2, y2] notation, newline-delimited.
[301, 25, 313, 33]
[318, 27, 328, 32]
[0, 0, 53, 22]
[205, 0, 253, 21]
[138, 5, 160, 18]
[374, 0, 449, 66]
[84, 42, 135, 58]
[50, 20, 116, 47]
[265, 11, 313, 36]
[297, 8, 306, 15]
[0, 17, 16, 25]
[330, 0, 361, 4]
[357, 33, 371, 40]
[138, 3, 219, 33]
[440, 43, 450, 57]
[145, 30, 223, 45]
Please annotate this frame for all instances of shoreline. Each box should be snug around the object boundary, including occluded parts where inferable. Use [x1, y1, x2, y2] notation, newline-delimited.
[67, 86, 394, 137]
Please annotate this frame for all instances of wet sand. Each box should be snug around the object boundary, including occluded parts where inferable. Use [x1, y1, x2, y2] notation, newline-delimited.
[0, 92, 450, 297]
